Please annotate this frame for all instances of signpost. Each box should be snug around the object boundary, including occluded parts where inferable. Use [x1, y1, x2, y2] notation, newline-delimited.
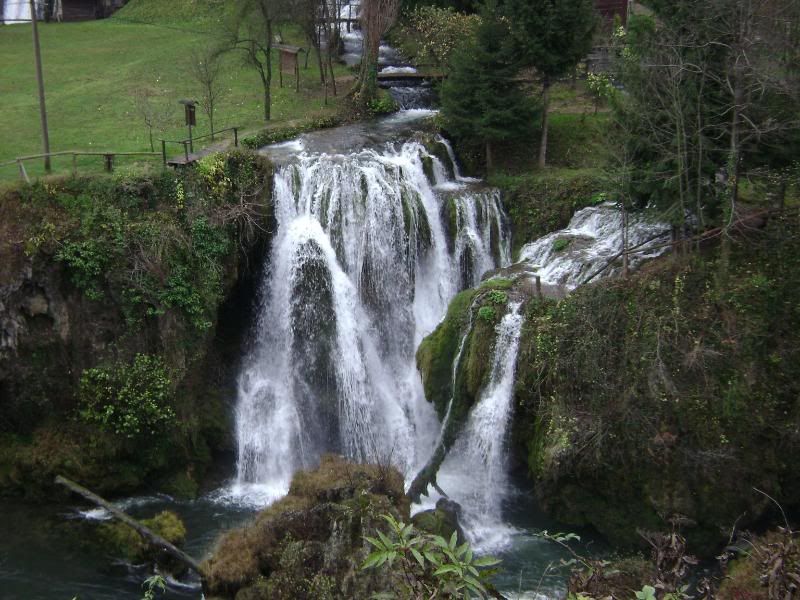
[179, 99, 197, 152]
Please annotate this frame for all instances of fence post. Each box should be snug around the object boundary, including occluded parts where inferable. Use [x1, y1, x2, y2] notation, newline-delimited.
[535, 275, 542, 299]
[183, 141, 190, 163]
[234, 127, 239, 148]
[17, 160, 30, 184]
[161, 140, 167, 166]
[104, 154, 114, 173]
[72, 153, 77, 177]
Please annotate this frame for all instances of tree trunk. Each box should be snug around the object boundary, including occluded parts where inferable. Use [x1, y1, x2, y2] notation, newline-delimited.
[55, 476, 204, 577]
[265, 19, 273, 121]
[539, 76, 551, 169]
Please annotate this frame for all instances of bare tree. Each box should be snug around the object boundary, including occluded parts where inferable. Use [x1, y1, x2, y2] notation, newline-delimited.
[222, 0, 290, 121]
[352, 0, 400, 103]
[189, 46, 227, 140]
[132, 89, 177, 152]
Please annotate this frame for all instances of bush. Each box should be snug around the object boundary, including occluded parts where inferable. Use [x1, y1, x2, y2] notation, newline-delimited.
[79, 354, 175, 439]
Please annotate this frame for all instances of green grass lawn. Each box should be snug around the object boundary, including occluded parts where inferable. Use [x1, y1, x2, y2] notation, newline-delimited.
[0, 9, 351, 180]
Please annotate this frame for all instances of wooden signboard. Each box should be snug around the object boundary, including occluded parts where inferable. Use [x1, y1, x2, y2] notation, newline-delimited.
[275, 44, 303, 93]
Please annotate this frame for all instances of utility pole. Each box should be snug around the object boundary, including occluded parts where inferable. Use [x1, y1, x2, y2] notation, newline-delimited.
[30, 0, 52, 173]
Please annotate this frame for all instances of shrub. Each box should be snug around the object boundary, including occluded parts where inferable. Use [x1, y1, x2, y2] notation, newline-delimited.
[79, 354, 175, 438]
[477, 306, 496, 323]
[552, 238, 571, 252]
[362, 514, 501, 599]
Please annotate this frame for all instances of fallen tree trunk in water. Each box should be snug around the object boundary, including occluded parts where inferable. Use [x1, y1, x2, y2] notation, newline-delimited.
[54, 475, 205, 578]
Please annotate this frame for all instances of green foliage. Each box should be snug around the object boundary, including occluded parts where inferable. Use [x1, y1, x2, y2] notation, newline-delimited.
[79, 354, 175, 439]
[552, 238, 571, 252]
[440, 10, 537, 168]
[362, 514, 501, 599]
[487, 290, 508, 305]
[477, 306, 496, 323]
[142, 575, 166, 600]
[400, 6, 482, 70]
[504, 0, 597, 79]
[515, 215, 800, 551]
[367, 93, 399, 117]
[635, 585, 657, 600]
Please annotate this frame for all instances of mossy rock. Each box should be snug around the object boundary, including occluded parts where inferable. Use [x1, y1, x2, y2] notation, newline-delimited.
[97, 510, 186, 563]
[416, 289, 478, 419]
[203, 455, 410, 599]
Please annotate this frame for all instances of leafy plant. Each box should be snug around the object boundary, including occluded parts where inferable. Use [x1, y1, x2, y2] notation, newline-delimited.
[142, 574, 166, 600]
[79, 354, 175, 439]
[487, 290, 508, 305]
[552, 238, 571, 252]
[477, 306, 496, 323]
[362, 514, 501, 599]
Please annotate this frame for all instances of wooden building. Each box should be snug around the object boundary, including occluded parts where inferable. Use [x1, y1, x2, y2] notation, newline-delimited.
[50, 0, 128, 21]
[595, 0, 628, 26]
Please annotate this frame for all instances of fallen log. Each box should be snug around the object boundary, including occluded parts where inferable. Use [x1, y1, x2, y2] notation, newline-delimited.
[54, 475, 204, 577]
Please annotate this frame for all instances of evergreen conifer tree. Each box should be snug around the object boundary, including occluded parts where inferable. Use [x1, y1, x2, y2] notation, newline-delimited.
[504, 0, 597, 168]
[440, 8, 536, 172]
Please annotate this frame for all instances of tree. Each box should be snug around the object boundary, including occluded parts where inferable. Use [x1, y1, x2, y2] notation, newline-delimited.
[353, 0, 401, 103]
[132, 89, 176, 152]
[440, 8, 536, 171]
[612, 0, 800, 264]
[189, 46, 227, 140]
[222, 0, 289, 121]
[504, 0, 597, 168]
[400, 6, 482, 72]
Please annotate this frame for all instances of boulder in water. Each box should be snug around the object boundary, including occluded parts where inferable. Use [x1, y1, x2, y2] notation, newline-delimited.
[411, 497, 467, 545]
[202, 455, 410, 599]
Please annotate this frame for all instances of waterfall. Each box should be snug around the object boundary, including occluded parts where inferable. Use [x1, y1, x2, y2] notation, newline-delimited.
[427, 302, 525, 552]
[229, 139, 511, 505]
[519, 203, 671, 289]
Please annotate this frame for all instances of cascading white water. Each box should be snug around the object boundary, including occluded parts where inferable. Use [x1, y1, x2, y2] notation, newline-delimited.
[519, 203, 671, 289]
[229, 139, 511, 506]
[425, 302, 525, 553]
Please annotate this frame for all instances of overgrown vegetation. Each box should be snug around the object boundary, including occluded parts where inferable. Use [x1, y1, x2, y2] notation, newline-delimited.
[514, 213, 800, 553]
[361, 514, 501, 598]
[202, 454, 411, 599]
[0, 149, 271, 497]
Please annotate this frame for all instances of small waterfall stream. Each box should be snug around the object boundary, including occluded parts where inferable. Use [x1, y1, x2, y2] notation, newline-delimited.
[519, 203, 671, 289]
[425, 302, 526, 553]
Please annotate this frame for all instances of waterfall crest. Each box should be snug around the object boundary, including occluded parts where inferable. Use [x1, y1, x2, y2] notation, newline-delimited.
[230, 139, 511, 505]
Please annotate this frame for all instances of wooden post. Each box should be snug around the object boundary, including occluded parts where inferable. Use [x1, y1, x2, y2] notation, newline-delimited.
[183, 141, 189, 163]
[161, 140, 167, 166]
[72, 153, 77, 176]
[54, 476, 204, 577]
[30, 0, 52, 174]
[233, 127, 239, 147]
[104, 154, 114, 173]
[535, 275, 542, 298]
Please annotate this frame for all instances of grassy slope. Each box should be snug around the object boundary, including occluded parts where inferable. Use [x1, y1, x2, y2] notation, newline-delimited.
[0, 0, 349, 180]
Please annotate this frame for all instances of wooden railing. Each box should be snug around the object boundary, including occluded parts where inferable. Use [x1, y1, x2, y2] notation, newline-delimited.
[160, 126, 240, 166]
[1, 150, 162, 182]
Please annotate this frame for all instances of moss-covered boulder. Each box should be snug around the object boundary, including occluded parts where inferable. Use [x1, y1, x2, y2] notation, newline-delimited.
[95, 510, 187, 574]
[412, 498, 466, 545]
[202, 455, 410, 599]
